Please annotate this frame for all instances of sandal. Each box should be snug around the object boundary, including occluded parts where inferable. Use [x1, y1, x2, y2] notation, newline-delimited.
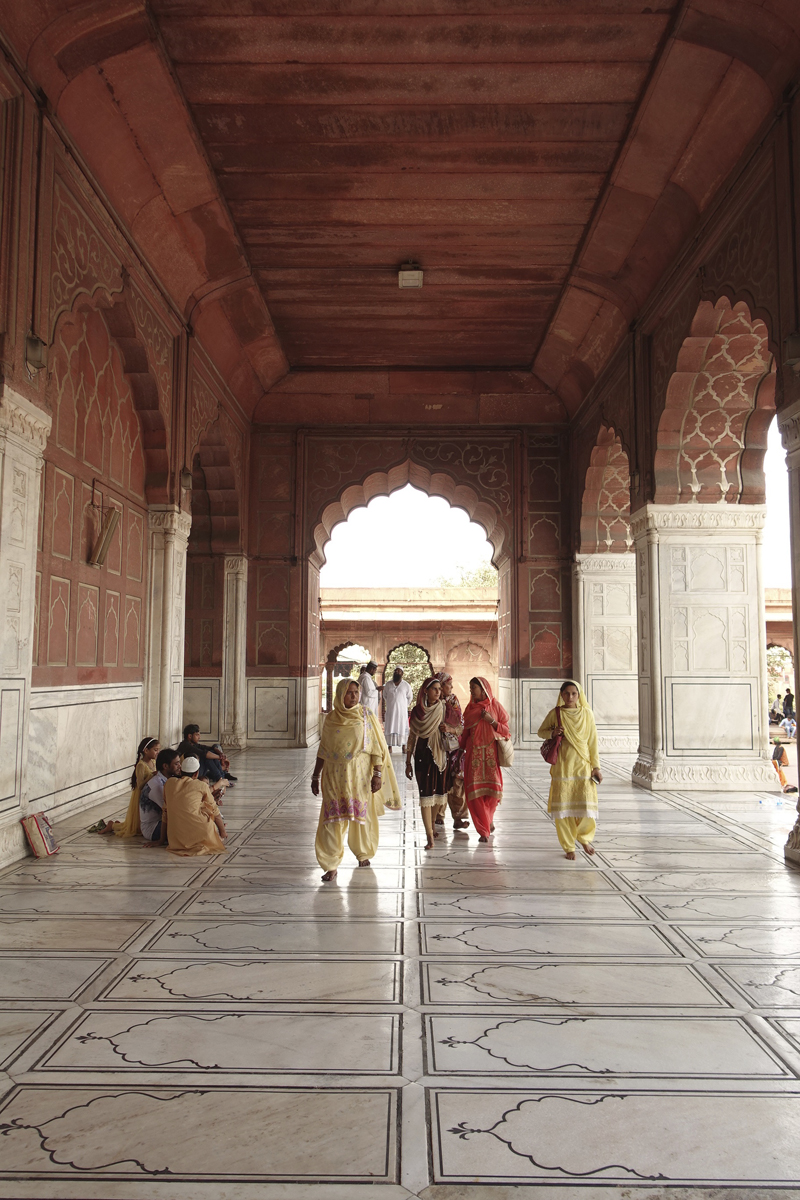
[87, 819, 108, 833]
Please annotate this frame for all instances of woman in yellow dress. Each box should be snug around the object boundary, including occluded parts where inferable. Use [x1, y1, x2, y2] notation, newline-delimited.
[163, 756, 227, 856]
[311, 677, 401, 882]
[538, 680, 603, 859]
[95, 737, 159, 837]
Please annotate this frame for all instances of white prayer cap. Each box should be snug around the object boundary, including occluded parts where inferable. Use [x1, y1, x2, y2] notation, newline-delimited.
[181, 756, 201, 773]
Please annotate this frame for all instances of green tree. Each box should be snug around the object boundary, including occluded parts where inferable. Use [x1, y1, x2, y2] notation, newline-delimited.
[387, 642, 432, 697]
[435, 562, 497, 588]
[767, 645, 794, 703]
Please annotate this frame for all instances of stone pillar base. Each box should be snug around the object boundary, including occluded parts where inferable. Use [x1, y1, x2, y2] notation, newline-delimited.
[220, 731, 247, 751]
[633, 750, 777, 791]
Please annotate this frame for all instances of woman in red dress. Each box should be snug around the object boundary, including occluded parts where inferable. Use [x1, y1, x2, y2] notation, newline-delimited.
[460, 676, 510, 842]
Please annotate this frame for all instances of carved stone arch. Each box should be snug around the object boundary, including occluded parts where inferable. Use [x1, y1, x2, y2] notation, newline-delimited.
[311, 460, 503, 569]
[386, 640, 433, 665]
[190, 423, 241, 555]
[654, 297, 776, 505]
[580, 426, 632, 553]
[326, 639, 373, 664]
[47, 291, 169, 503]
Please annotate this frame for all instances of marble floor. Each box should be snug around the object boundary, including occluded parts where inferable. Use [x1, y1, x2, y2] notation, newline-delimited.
[1, 750, 800, 1198]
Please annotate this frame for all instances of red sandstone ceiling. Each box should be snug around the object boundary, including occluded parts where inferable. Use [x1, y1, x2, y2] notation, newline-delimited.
[6, 1, 800, 412]
[153, 1, 675, 369]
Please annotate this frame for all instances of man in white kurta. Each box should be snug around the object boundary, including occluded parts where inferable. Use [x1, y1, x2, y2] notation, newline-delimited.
[382, 667, 414, 750]
[358, 662, 381, 717]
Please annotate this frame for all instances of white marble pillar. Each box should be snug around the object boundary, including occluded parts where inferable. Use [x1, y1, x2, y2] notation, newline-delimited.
[221, 554, 247, 750]
[778, 397, 800, 862]
[0, 387, 51, 861]
[572, 553, 639, 752]
[143, 506, 191, 747]
[631, 503, 773, 790]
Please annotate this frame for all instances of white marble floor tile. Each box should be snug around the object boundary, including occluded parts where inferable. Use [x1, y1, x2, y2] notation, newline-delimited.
[0, 1086, 398, 1181]
[102, 957, 401, 1005]
[431, 1090, 800, 1184]
[713, 964, 800, 1008]
[416, 869, 614, 892]
[36, 1011, 400, 1074]
[0, 864, 204, 888]
[646, 893, 800, 921]
[144, 918, 402, 955]
[181, 888, 404, 918]
[0, 1012, 60, 1070]
[602, 851, 781, 870]
[0, 917, 147, 951]
[0, 956, 114, 1001]
[0, 888, 178, 915]
[426, 1015, 789, 1076]
[419, 921, 676, 957]
[422, 960, 726, 1007]
[677, 924, 800, 957]
[208, 865, 404, 889]
[417, 892, 639, 920]
[616, 869, 800, 893]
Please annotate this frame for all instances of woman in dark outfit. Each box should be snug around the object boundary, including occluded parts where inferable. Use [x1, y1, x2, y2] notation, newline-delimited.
[405, 676, 447, 850]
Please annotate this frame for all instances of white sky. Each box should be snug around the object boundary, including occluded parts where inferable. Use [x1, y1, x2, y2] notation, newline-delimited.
[320, 484, 494, 587]
[320, 429, 792, 589]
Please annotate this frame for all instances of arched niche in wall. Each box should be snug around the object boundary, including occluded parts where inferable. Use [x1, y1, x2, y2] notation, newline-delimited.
[37, 295, 168, 680]
[580, 426, 632, 554]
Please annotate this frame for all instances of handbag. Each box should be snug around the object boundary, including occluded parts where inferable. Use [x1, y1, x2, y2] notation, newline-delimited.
[20, 812, 59, 858]
[540, 709, 563, 765]
[496, 736, 514, 767]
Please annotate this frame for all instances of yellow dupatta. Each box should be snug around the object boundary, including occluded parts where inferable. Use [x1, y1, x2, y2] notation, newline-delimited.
[320, 678, 401, 810]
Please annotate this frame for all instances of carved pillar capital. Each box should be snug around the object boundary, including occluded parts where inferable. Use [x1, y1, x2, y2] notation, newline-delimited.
[0, 387, 52, 457]
[148, 506, 192, 544]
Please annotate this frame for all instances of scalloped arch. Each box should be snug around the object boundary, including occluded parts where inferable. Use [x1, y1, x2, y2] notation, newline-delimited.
[312, 459, 504, 569]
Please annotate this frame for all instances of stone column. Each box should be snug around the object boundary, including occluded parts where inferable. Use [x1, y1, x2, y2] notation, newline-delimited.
[220, 554, 248, 750]
[572, 552, 639, 752]
[143, 506, 191, 747]
[778, 397, 800, 862]
[0, 388, 51, 860]
[631, 503, 773, 790]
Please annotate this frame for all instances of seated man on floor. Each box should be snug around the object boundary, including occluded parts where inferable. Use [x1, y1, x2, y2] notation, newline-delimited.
[177, 725, 237, 787]
[141, 748, 181, 847]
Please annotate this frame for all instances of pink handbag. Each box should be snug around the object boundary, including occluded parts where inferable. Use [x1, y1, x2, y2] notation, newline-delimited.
[540, 710, 563, 765]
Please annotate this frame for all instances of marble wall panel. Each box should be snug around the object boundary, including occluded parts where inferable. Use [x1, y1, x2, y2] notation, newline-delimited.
[28, 685, 142, 810]
[183, 677, 220, 741]
[247, 678, 298, 745]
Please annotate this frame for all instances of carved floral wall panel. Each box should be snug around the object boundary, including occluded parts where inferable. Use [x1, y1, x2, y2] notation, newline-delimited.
[34, 308, 149, 686]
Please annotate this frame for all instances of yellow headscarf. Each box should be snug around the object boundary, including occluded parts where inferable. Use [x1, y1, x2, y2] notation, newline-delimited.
[319, 678, 401, 810]
[555, 680, 596, 765]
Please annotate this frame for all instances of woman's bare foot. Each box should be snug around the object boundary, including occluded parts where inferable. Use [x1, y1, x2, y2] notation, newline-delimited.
[479, 835, 488, 843]
[579, 842, 596, 855]
[358, 859, 371, 867]
[453, 819, 469, 829]
[321, 869, 338, 882]
[424, 839, 434, 850]
[435, 815, 444, 825]
[565, 851, 576, 860]
[490, 823, 495, 832]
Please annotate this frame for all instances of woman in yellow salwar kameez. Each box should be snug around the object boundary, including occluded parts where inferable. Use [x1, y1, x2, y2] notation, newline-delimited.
[311, 678, 401, 882]
[538, 681, 603, 859]
[95, 737, 159, 837]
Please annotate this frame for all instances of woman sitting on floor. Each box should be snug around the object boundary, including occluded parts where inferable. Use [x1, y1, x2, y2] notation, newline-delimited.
[163, 756, 227, 856]
[311, 677, 400, 882]
[93, 736, 159, 836]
